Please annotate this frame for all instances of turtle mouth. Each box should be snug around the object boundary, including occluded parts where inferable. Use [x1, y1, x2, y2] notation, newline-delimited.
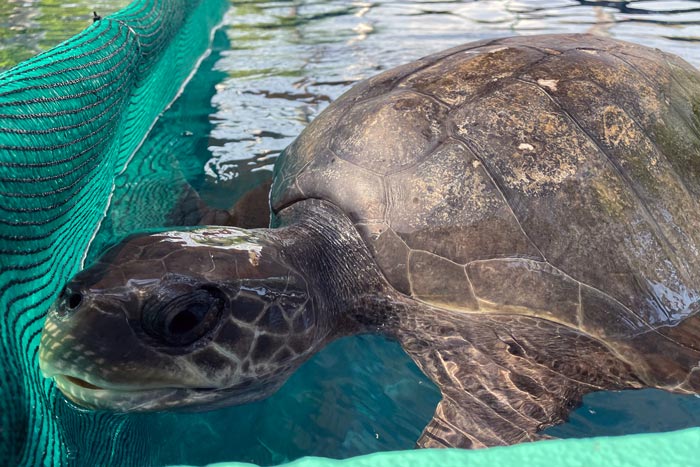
[54, 374, 218, 395]
[51, 373, 238, 413]
[53, 374, 212, 411]
[51, 373, 274, 413]
[55, 374, 217, 394]
[62, 375, 104, 390]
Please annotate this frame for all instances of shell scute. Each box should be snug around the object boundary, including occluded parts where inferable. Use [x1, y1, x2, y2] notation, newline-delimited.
[408, 250, 478, 311]
[466, 259, 580, 328]
[451, 79, 594, 197]
[356, 223, 411, 295]
[330, 90, 447, 175]
[399, 45, 546, 107]
[292, 150, 387, 222]
[578, 286, 653, 341]
[385, 140, 540, 264]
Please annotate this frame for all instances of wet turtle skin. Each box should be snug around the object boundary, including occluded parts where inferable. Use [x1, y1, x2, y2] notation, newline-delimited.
[272, 33, 700, 389]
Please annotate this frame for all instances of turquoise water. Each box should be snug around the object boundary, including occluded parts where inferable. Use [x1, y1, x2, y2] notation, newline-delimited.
[4, 1, 700, 465]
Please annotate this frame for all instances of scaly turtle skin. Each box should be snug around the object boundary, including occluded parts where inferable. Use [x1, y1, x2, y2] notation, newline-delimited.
[40, 34, 700, 449]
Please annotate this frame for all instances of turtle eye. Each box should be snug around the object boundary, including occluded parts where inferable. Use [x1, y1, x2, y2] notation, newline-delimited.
[167, 307, 201, 336]
[142, 285, 227, 347]
[67, 292, 83, 310]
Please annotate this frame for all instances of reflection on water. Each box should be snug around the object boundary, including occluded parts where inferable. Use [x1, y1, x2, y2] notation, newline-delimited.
[4, 0, 700, 464]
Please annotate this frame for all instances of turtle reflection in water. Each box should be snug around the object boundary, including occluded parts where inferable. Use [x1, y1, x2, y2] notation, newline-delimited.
[40, 34, 700, 448]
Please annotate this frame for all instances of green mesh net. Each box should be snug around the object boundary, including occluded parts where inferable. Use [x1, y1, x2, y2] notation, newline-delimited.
[0, 1, 228, 464]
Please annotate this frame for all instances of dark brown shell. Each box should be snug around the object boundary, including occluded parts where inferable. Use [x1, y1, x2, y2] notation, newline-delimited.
[271, 34, 700, 349]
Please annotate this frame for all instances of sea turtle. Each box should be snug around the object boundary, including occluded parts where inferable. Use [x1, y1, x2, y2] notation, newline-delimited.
[39, 33, 700, 448]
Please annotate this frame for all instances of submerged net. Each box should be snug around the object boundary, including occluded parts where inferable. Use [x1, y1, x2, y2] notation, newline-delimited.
[0, 0, 228, 464]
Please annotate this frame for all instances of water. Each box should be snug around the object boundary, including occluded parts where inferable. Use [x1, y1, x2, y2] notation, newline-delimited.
[0, 0, 129, 71]
[4, 0, 700, 465]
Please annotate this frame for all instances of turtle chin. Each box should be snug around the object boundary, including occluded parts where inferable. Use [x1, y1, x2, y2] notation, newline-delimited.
[52, 374, 194, 412]
[51, 373, 286, 413]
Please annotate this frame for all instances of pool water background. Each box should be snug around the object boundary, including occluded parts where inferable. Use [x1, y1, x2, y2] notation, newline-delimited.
[4, 1, 700, 465]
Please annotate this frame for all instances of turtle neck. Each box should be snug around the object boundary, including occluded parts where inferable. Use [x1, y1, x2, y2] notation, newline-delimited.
[270, 198, 396, 337]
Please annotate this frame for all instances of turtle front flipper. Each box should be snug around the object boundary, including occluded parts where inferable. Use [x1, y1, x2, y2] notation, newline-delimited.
[397, 309, 644, 448]
[417, 394, 554, 448]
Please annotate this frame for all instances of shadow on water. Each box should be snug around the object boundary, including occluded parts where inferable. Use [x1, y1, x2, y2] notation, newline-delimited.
[4, 0, 700, 465]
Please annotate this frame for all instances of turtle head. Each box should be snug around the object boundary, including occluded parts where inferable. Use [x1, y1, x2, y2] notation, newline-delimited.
[39, 227, 323, 412]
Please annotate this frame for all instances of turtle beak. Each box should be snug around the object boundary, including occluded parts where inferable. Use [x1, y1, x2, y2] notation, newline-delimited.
[39, 298, 124, 387]
[39, 311, 65, 379]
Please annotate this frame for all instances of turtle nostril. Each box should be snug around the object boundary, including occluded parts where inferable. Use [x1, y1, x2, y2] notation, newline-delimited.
[66, 292, 83, 310]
